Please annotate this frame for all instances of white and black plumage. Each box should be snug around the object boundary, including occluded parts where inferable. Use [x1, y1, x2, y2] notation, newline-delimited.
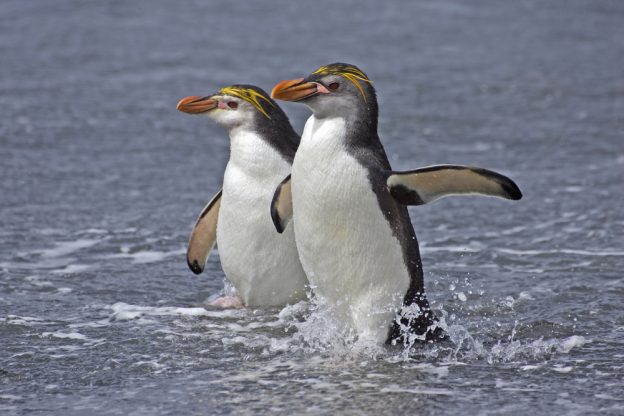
[177, 85, 308, 307]
[271, 64, 521, 344]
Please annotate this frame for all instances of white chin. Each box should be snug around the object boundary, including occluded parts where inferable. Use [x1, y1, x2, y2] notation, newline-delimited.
[207, 110, 237, 128]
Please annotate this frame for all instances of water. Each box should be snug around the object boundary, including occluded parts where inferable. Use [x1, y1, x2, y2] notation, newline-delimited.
[1, 0, 623, 414]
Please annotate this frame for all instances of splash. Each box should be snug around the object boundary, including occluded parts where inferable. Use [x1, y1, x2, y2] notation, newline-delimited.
[400, 320, 590, 364]
[276, 299, 589, 365]
[278, 296, 387, 360]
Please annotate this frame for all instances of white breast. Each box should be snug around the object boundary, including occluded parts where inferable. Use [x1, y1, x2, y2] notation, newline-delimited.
[291, 116, 410, 344]
[217, 129, 308, 307]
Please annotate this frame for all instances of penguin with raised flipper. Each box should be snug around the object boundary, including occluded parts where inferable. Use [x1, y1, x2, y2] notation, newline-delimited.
[271, 64, 521, 344]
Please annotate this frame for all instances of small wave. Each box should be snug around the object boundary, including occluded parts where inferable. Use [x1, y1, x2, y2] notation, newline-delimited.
[421, 245, 624, 258]
[38, 239, 101, 258]
[418, 322, 590, 364]
[379, 384, 454, 396]
[0, 394, 22, 402]
[51, 264, 90, 274]
[3, 315, 50, 326]
[496, 248, 624, 257]
[103, 248, 186, 264]
[420, 243, 484, 254]
[40, 331, 89, 341]
[108, 302, 244, 322]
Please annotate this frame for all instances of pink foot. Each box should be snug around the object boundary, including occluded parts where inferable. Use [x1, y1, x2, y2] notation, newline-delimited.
[209, 295, 245, 309]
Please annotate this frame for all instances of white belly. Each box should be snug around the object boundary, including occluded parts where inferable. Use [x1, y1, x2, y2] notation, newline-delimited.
[216, 132, 308, 307]
[291, 116, 410, 343]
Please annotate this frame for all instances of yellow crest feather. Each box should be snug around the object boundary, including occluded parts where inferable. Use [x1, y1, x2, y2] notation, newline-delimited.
[312, 64, 372, 102]
[218, 86, 275, 119]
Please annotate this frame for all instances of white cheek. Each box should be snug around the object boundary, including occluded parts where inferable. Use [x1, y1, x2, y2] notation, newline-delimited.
[206, 109, 234, 125]
[206, 108, 254, 129]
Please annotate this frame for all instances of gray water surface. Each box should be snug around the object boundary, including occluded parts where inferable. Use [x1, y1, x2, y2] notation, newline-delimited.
[1, 0, 624, 414]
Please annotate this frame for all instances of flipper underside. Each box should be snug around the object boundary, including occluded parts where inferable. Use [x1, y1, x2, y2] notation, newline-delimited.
[387, 165, 522, 205]
[187, 189, 222, 274]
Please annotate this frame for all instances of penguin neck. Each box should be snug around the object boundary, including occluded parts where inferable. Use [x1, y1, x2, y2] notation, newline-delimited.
[313, 102, 376, 128]
[309, 93, 379, 141]
[227, 126, 285, 177]
[307, 104, 387, 167]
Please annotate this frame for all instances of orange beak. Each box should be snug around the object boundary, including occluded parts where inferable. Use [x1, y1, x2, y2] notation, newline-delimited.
[176, 96, 218, 114]
[271, 78, 328, 101]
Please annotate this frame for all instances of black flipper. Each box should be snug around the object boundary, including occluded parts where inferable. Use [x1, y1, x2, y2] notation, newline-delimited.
[270, 174, 293, 234]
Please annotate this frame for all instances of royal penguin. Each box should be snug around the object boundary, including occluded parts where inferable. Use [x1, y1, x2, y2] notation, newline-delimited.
[270, 64, 522, 344]
[177, 85, 309, 307]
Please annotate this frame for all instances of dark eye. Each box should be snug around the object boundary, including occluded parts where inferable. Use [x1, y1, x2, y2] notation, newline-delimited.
[227, 101, 238, 109]
[328, 82, 340, 91]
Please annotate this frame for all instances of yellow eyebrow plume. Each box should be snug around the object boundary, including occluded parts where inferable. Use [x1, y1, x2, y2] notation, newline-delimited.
[219, 86, 275, 119]
[312, 65, 372, 102]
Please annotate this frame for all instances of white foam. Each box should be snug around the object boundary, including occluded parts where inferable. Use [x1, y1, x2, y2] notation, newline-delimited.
[0, 395, 22, 401]
[402, 363, 450, 378]
[82, 228, 109, 235]
[104, 248, 186, 264]
[427, 324, 591, 364]
[6, 315, 43, 321]
[482, 225, 528, 238]
[564, 186, 583, 193]
[518, 291, 535, 301]
[420, 244, 483, 254]
[496, 248, 624, 257]
[39, 239, 101, 258]
[379, 384, 453, 396]
[24, 275, 54, 288]
[493, 335, 589, 362]
[1, 257, 69, 271]
[108, 302, 244, 322]
[559, 335, 589, 353]
[4, 315, 49, 326]
[495, 378, 539, 392]
[41, 331, 88, 340]
[131, 360, 166, 373]
[51, 264, 90, 274]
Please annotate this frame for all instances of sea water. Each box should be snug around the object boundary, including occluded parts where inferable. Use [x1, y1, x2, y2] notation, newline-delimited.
[1, 0, 623, 414]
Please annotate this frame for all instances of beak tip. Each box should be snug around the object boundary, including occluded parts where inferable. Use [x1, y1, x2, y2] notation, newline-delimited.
[176, 96, 215, 114]
[176, 96, 197, 113]
[271, 78, 309, 102]
[270, 84, 284, 100]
